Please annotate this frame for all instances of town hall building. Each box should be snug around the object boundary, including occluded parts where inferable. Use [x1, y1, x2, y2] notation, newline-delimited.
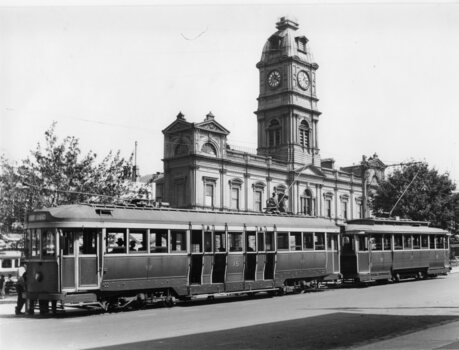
[156, 17, 385, 223]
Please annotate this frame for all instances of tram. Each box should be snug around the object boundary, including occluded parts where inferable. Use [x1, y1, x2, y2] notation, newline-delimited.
[340, 217, 450, 283]
[24, 203, 340, 313]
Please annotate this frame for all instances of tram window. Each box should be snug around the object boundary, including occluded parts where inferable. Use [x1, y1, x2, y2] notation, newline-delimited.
[421, 235, 429, 249]
[314, 233, 325, 250]
[24, 233, 30, 258]
[2, 259, 12, 268]
[204, 231, 212, 252]
[106, 229, 127, 254]
[429, 235, 435, 249]
[303, 233, 313, 250]
[372, 235, 382, 251]
[394, 235, 403, 250]
[445, 237, 449, 249]
[214, 231, 226, 252]
[31, 229, 41, 257]
[79, 229, 98, 255]
[357, 236, 368, 251]
[290, 232, 302, 251]
[413, 235, 421, 249]
[383, 235, 391, 250]
[327, 234, 332, 250]
[266, 231, 274, 251]
[42, 229, 56, 258]
[129, 229, 147, 253]
[403, 235, 412, 250]
[191, 230, 203, 253]
[150, 229, 168, 253]
[331, 234, 338, 251]
[277, 232, 289, 250]
[246, 232, 256, 252]
[228, 232, 243, 252]
[60, 230, 75, 256]
[342, 235, 353, 252]
[171, 230, 187, 252]
[257, 231, 265, 251]
[436, 236, 445, 249]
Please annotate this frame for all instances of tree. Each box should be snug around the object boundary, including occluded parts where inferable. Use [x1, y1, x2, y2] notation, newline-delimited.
[0, 123, 150, 231]
[370, 162, 456, 229]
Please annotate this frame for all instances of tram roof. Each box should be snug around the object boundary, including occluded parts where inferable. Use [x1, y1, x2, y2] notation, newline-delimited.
[28, 204, 339, 232]
[344, 224, 448, 235]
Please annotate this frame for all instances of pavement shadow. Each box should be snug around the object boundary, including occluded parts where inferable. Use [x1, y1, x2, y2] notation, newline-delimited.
[87, 312, 459, 350]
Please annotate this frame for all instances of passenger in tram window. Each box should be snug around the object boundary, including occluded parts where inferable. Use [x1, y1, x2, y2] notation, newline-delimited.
[129, 240, 137, 252]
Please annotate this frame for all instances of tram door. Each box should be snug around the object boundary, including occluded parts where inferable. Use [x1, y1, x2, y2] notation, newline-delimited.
[60, 229, 100, 291]
[244, 232, 257, 282]
[356, 235, 370, 275]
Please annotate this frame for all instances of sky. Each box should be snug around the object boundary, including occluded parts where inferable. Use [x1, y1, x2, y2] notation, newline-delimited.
[1, 1, 459, 186]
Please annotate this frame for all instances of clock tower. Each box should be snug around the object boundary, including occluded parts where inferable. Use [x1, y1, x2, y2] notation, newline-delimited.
[256, 17, 321, 167]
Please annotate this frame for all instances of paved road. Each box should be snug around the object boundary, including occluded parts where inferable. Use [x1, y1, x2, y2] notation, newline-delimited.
[1, 273, 459, 349]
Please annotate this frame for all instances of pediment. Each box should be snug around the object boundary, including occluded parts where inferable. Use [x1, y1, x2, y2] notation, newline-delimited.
[196, 120, 230, 135]
[162, 120, 192, 134]
[296, 165, 326, 178]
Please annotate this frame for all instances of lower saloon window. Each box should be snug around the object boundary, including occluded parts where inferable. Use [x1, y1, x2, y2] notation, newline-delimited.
[246, 232, 256, 252]
[191, 230, 203, 253]
[129, 229, 147, 253]
[228, 232, 243, 252]
[171, 230, 187, 252]
[290, 232, 302, 251]
[42, 229, 56, 258]
[394, 235, 403, 250]
[421, 235, 429, 249]
[413, 235, 421, 249]
[106, 229, 127, 254]
[315, 232, 325, 250]
[383, 235, 391, 250]
[358, 236, 368, 251]
[204, 231, 212, 252]
[403, 235, 412, 250]
[60, 230, 75, 256]
[79, 229, 98, 255]
[429, 235, 435, 249]
[266, 232, 274, 251]
[257, 231, 265, 251]
[32, 229, 41, 257]
[371, 235, 382, 251]
[277, 232, 289, 250]
[150, 229, 168, 253]
[303, 233, 313, 250]
[214, 231, 226, 252]
[436, 236, 445, 249]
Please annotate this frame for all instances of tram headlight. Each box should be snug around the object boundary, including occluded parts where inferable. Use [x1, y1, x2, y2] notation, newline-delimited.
[35, 272, 43, 282]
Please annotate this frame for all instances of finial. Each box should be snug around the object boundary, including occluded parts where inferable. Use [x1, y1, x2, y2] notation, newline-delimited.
[276, 16, 299, 31]
[176, 112, 185, 120]
[206, 111, 215, 121]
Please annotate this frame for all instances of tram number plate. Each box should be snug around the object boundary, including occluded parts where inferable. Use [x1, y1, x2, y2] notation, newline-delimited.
[232, 260, 241, 267]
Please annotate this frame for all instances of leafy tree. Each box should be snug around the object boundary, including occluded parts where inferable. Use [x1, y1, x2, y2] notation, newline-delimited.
[370, 162, 456, 229]
[0, 123, 150, 231]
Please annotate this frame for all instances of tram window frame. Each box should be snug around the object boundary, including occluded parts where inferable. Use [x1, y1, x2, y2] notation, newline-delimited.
[429, 235, 435, 249]
[204, 231, 212, 253]
[79, 229, 98, 255]
[357, 235, 368, 251]
[436, 236, 445, 249]
[31, 229, 41, 258]
[106, 229, 127, 254]
[246, 231, 256, 252]
[150, 229, 168, 253]
[228, 232, 243, 252]
[314, 232, 325, 251]
[60, 229, 75, 256]
[128, 229, 147, 254]
[171, 229, 187, 253]
[1, 259, 12, 268]
[421, 235, 429, 249]
[214, 231, 226, 252]
[303, 232, 314, 250]
[290, 232, 302, 251]
[257, 231, 265, 252]
[42, 229, 56, 258]
[191, 230, 203, 253]
[403, 235, 412, 250]
[383, 235, 391, 250]
[413, 235, 421, 249]
[266, 231, 275, 251]
[277, 232, 289, 251]
[371, 235, 382, 251]
[394, 235, 403, 250]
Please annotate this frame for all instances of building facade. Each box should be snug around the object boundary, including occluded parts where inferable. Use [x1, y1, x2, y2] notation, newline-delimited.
[156, 17, 385, 223]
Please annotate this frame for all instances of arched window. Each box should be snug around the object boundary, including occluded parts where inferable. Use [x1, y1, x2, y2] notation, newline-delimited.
[201, 143, 217, 157]
[267, 119, 281, 147]
[300, 188, 314, 216]
[299, 120, 310, 148]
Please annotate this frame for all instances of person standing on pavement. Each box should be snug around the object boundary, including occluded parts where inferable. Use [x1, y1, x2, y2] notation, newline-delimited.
[15, 264, 26, 315]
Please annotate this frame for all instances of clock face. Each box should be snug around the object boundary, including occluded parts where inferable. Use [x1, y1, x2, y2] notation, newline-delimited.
[297, 70, 310, 90]
[268, 70, 281, 88]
